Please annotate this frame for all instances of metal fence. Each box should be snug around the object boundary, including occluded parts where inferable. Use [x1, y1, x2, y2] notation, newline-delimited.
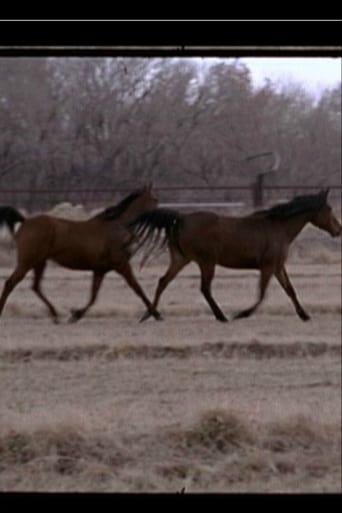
[0, 185, 341, 212]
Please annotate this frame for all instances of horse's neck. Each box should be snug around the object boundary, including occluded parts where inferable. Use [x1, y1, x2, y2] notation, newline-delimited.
[283, 213, 312, 243]
[118, 205, 142, 226]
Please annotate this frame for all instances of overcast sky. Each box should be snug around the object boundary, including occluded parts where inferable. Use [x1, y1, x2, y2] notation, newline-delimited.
[236, 57, 341, 97]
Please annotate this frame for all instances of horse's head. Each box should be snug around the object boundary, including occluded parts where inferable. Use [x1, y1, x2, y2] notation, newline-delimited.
[311, 189, 341, 237]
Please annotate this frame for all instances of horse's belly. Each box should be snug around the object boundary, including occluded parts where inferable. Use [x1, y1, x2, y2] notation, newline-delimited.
[217, 234, 267, 269]
[51, 244, 108, 270]
[218, 255, 259, 269]
[51, 253, 93, 270]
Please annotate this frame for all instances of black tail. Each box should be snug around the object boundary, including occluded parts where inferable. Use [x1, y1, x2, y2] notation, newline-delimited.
[129, 208, 184, 266]
[0, 206, 25, 235]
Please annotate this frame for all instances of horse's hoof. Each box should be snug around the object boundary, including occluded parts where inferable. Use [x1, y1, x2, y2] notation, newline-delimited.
[217, 316, 228, 322]
[52, 316, 60, 325]
[68, 309, 82, 323]
[299, 312, 311, 322]
[233, 311, 251, 320]
[139, 311, 152, 323]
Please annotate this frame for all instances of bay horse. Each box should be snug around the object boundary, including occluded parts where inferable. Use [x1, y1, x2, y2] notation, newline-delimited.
[0, 185, 162, 323]
[130, 189, 341, 322]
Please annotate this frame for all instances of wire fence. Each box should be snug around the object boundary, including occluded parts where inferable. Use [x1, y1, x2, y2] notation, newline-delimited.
[0, 185, 341, 212]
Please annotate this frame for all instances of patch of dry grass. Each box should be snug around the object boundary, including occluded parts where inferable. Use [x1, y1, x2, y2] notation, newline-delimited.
[162, 410, 254, 455]
[0, 251, 340, 493]
[0, 340, 340, 364]
[0, 409, 340, 492]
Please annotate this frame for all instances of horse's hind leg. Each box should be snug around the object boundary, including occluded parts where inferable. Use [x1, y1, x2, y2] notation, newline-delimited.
[275, 266, 310, 321]
[234, 266, 273, 320]
[69, 271, 105, 323]
[117, 262, 162, 321]
[198, 261, 228, 322]
[0, 265, 29, 318]
[32, 262, 60, 323]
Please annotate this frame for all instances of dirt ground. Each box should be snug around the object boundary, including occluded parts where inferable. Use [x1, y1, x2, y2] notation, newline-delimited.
[0, 225, 341, 492]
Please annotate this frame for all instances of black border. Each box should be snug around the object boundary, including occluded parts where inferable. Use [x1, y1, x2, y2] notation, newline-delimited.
[0, 20, 340, 57]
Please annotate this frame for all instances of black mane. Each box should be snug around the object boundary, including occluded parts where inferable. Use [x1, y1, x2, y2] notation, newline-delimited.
[95, 189, 144, 222]
[255, 191, 327, 220]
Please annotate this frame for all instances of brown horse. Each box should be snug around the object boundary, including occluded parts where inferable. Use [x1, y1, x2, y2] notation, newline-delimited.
[131, 189, 341, 322]
[0, 185, 162, 323]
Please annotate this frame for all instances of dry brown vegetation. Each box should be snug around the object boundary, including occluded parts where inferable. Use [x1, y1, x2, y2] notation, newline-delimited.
[0, 409, 340, 493]
[0, 205, 341, 492]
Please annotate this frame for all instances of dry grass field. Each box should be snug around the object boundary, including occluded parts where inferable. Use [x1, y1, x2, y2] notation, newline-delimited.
[0, 208, 341, 493]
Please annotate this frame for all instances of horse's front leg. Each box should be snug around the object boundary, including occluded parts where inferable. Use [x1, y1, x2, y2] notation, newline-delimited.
[69, 272, 105, 323]
[275, 265, 310, 321]
[140, 251, 189, 322]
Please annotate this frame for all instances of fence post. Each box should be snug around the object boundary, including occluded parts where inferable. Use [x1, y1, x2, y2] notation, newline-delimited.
[253, 173, 265, 208]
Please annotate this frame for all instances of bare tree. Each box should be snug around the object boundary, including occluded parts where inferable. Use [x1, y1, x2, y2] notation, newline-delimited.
[0, 57, 340, 209]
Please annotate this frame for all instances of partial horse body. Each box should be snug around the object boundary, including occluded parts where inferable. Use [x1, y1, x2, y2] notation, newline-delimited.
[131, 189, 341, 322]
[0, 185, 161, 322]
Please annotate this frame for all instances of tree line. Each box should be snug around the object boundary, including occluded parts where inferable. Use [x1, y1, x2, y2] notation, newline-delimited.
[0, 57, 340, 209]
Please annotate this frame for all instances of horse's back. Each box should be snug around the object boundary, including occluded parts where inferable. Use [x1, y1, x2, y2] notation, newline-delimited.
[178, 211, 221, 259]
[50, 217, 124, 270]
[15, 214, 55, 242]
[216, 215, 284, 268]
[179, 212, 277, 269]
[14, 213, 132, 271]
[50, 216, 130, 270]
[13, 214, 57, 265]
